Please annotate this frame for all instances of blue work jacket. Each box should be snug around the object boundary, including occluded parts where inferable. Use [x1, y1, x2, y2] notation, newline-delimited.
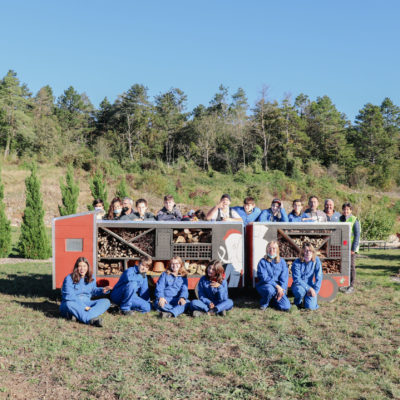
[258, 207, 289, 222]
[155, 272, 188, 302]
[291, 257, 323, 293]
[231, 206, 261, 226]
[197, 276, 230, 306]
[256, 257, 289, 290]
[61, 275, 105, 306]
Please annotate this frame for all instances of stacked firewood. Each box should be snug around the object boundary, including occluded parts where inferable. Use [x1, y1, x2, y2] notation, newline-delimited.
[98, 232, 140, 258]
[322, 259, 341, 274]
[184, 261, 207, 275]
[97, 261, 124, 275]
[277, 236, 299, 258]
[109, 228, 155, 255]
[173, 229, 212, 244]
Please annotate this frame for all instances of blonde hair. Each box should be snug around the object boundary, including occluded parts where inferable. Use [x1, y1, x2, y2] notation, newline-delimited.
[265, 241, 281, 263]
[300, 243, 316, 262]
[166, 256, 188, 277]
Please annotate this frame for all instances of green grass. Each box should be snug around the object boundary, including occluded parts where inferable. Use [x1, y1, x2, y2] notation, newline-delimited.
[0, 250, 399, 399]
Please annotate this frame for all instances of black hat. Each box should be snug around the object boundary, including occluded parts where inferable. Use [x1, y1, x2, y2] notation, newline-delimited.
[271, 198, 281, 206]
[221, 194, 231, 201]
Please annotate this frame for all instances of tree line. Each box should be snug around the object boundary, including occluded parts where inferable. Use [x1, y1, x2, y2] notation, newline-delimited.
[1, 70, 400, 188]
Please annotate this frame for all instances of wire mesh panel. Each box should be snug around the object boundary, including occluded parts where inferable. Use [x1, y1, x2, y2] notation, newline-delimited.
[173, 243, 212, 259]
[329, 245, 341, 258]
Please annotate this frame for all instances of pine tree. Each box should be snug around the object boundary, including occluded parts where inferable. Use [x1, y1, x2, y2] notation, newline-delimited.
[17, 164, 51, 259]
[88, 170, 108, 211]
[58, 164, 79, 216]
[0, 165, 11, 256]
[116, 176, 129, 199]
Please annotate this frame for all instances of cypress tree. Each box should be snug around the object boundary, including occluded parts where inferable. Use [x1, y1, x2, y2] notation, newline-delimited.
[17, 164, 51, 259]
[116, 175, 129, 199]
[88, 170, 108, 211]
[0, 165, 11, 257]
[58, 164, 79, 216]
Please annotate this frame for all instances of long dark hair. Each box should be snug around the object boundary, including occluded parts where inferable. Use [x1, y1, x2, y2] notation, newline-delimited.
[106, 197, 122, 219]
[71, 257, 94, 284]
[206, 260, 225, 284]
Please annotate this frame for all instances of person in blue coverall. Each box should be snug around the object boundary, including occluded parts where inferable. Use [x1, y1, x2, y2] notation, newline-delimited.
[155, 256, 190, 318]
[60, 257, 111, 327]
[110, 256, 153, 315]
[258, 198, 289, 222]
[288, 199, 308, 222]
[190, 260, 234, 317]
[291, 243, 323, 310]
[256, 241, 291, 311]
[232, 197, 261, 226]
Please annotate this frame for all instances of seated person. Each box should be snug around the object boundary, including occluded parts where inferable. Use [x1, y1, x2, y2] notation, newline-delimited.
[93, 198, 106, 220]
[303, 196, 327, 222]
[119, 197, 136, 221]
[110, 256, 152, 314]
[206, 194, 241, 222]
[132, 199, 156, 221]
[232, 197, 261, 226]
[59, 257, 111, 327]
[157, 195, 182, 221]
[105, 197, 122, 220]
[258, 198, 289, 222]
[291, 243, 323, 310]
[256, 241, 291, 311]
[190, 260, 233, 317]
[288, 199, 308, 222]
[155, 257, 190, 318]
[324, 199, 341, 222]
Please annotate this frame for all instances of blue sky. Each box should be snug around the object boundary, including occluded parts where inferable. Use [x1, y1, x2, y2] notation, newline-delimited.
[1, 0, 399, 122]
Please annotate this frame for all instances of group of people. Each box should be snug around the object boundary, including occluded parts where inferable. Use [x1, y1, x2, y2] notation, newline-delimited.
[60, 240, 324, 327]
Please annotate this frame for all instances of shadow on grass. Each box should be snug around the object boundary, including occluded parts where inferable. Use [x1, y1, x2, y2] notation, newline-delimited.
[15, 300, 60, 319]
[364, 253, 400, 262]
[0, 274, 60, 300]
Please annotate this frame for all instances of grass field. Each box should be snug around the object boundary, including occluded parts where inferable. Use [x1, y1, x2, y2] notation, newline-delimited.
[0, 250, 399, 399]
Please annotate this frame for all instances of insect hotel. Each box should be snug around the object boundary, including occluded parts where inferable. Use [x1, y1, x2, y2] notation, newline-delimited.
[246, 222, 351, 301]
[52, 212, 244, 290]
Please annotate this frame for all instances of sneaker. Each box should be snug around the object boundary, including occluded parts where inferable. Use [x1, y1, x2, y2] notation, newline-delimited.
[192, 310, 205, 318]
[342, 286, 354, 294]
[89, 317, 103, 327]
[159, 311, 171, 319]
[218, 310, 227, 317]
[121, 310, 135, 316]
[259, 306, 267, 311]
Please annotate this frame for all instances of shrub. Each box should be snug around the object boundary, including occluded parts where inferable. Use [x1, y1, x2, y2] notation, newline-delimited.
[58, 164, 79, 216]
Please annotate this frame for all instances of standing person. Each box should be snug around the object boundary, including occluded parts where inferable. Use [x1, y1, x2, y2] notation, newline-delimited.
[206, 194, 241, 222]
[132, 199, 156, 221]
[190, 260, 233, 317]
[303, 196, 327, 222]
[105, 197, 123, 220]
[288, 199, 308, 222]
[291, 243, 323, 310]
[157, 195, 182, 221]
[339, 202, 361, 294]
[93, 198, 105, 220]
[110, 256, 153, 314]
[119, 197, 136, 220]
[258, 199, 289, 222]
[324, 199, 341, 222]
[59, 257, 111, 327]
[256, 241, 291, 311]
[155, 257, 189, 318]
[231, 197, 261, 226]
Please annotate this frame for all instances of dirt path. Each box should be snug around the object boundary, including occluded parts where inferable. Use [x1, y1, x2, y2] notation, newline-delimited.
[0, 258, 52, 265]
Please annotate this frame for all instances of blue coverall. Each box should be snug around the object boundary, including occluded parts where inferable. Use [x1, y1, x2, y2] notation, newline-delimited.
[155, 272, 189, 317]
[288, 211, 308, 222]
[291, 256, 323, 310]
[190, 277, 233, 313]
[256, 257, 291, 311]
[258, 207, 289, 222]
[60, 275, 110, 324]
[110, 265, 151, 313]
[231, 206, 261, 226]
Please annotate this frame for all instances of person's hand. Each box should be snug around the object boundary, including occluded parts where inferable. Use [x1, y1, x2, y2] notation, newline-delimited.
[210, 281, 221, 288]
[158, 297, 167, 308]
[275, 285, 284, 301]
[178, 298, 186, 305]
[102, 286, 112, 293]
[351, 251, 355, 255]
[209, 302, 215, 309]
[85, 306, 91, 311]
[307, 287, 316, 297]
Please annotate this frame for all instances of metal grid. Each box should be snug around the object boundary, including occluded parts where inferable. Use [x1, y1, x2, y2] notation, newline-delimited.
[173, 243, 212, 259]
[329, 245, 341, 258]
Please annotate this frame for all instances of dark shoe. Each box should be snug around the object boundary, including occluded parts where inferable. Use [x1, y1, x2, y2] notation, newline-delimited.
[218, 310, 227, 317]
[341, 286, 354, 294]
[89, 317, 103, 327]
[122, 310, 135, 316]
[192, 310, 205, 318]
[207, 308, 217, 316]
[159, 311, 171, 319]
